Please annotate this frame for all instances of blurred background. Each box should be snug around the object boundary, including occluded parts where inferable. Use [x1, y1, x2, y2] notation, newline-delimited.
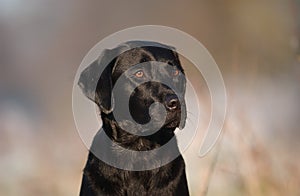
[0, 0, 299, 195]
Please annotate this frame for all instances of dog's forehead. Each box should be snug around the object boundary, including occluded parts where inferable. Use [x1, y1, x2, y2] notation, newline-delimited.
[115, 48, 155, 67]
[112, 47, 181, 74]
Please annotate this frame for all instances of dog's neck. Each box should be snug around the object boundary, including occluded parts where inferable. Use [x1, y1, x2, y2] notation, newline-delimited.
[100, 112, 177, 151]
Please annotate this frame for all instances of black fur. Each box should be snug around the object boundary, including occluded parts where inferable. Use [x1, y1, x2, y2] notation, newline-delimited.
[78, 41, 189, 196]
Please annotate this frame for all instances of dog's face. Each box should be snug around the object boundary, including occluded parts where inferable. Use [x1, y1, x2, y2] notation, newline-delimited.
[79, 42, 187, 133]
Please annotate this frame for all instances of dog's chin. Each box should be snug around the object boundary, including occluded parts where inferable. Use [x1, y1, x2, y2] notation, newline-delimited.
[163, 120, 180, 129]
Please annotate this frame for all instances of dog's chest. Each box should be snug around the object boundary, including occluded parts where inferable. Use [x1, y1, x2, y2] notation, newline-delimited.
[121, 169, 171, 193]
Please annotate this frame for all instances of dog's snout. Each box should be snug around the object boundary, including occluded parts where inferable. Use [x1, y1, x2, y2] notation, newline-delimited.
[165, 94, 179, 110]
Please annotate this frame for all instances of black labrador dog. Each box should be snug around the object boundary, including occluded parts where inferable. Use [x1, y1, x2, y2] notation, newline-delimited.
[78, 41, 189, 196]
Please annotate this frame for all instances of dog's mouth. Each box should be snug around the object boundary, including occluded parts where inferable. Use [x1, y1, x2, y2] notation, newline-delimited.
[163, 111, 183, 129]
[134, 104, 186, 131]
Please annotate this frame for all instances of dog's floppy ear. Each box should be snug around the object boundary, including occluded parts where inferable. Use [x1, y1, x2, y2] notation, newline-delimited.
[78, 49, 116, 114]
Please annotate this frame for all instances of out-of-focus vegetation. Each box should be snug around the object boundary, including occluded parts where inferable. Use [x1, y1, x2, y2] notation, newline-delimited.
[0, 0, 299, 195]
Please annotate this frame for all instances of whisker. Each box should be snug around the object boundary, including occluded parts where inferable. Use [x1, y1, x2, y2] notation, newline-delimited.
[186, 117, 196, 127]
[187, 111, 196, 116]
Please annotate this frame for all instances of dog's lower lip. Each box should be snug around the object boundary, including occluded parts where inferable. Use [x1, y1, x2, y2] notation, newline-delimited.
[164, 120, 179, 128]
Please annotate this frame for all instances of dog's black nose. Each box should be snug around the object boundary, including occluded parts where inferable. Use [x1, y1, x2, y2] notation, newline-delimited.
[165, 94, 179, 110]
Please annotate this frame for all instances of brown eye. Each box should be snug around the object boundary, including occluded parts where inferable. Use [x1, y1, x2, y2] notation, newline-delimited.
[134, 70, 144, 78]
[172, 69, 180, 76]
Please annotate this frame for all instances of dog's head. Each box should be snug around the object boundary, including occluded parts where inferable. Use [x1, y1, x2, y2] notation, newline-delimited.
[78, 41, 187, 132]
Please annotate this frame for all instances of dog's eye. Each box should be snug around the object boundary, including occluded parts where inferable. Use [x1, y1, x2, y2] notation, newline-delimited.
[172, 69, 180, 76]
[134, 70, 144, 78]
